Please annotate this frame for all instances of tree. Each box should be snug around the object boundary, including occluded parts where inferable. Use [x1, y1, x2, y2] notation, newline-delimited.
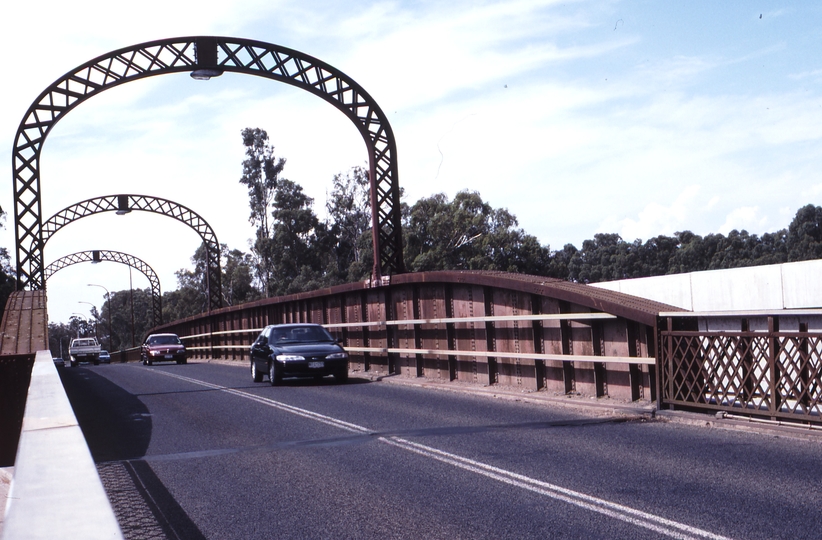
[268, 178, 325, 296]
[223, 247, 259, 306]
[48, 322, 75, 359]
[240, 128, 286, 296]
[324, 166, 372, 284]
[787, 204, 822, 261]
[0, 247, 15, 315]
[403, 190, 551, 274]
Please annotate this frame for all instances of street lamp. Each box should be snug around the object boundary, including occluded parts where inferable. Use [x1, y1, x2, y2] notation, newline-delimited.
[78, 301, 98, 342]
[88, 283, 112, 352]
[71, 312, 87, 338]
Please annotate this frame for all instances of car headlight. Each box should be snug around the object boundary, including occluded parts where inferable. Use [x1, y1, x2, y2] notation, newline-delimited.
[326, 352, 348, 360]
[276, 354, 305, 362]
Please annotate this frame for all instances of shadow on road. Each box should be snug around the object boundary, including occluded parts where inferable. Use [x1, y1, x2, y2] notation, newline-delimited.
[59, 366, 153, 462]
[60, 367, 207, 539]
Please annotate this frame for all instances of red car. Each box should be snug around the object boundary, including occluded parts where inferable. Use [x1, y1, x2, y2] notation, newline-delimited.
[141, 333, 187, 365]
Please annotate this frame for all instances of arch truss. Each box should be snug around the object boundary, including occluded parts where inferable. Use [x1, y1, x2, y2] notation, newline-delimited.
[44, 250, 162, 327]
[13, 36, 403, 291]
[42, 194, 221, 311]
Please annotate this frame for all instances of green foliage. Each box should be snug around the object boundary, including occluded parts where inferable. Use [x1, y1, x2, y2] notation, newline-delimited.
[268, 178, 326, 296]
[324, 166, 373, 284]
[223, 248, 260, 306]
[403, 190, 551, 273]
[240, 128, 286, 295]
[0, 247, 15, 316]
[787, 204, 822, 261]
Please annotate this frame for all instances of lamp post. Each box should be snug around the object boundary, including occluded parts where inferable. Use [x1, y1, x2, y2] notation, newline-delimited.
[129, 266, 135, 347]
[78, 301, 98, 342]
[71, 312, 87, 338]
[88, 283, 112, 352]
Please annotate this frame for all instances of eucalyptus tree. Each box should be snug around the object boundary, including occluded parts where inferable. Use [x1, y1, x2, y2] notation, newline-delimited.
[239, 128, 286, 296]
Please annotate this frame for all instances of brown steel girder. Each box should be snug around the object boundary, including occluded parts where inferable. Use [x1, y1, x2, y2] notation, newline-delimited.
[13, 36, 403, 291]
[44, 250, 162, 327]
[41, 194, 221, 311]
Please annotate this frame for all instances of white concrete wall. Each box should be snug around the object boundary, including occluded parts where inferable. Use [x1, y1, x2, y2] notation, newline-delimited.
[592, 259, 822, 311]
[2, 351, 123, 540]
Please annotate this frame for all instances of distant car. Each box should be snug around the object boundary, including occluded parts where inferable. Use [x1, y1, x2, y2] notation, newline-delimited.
[141, 333, 187, 365]
[99, 350, 111, 363]
[250, 323, 349, 385]
[69, 337, 101, 367]
[53, 357, 65, 368]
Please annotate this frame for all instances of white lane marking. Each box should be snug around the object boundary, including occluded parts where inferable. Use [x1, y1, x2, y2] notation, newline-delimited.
[151, 369, 732, 540]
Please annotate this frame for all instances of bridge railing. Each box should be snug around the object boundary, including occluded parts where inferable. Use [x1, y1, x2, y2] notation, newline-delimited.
[150, 271, 666, 402]
[180, 313, 653, 366]
[660, 310, 822, 425]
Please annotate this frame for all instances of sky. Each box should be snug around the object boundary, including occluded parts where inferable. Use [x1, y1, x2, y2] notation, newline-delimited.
[2, 0, 822, 324]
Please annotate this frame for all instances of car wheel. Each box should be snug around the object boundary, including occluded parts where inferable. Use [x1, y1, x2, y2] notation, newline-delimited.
[334, 370, 349, 384]
[93, 359, 99, 366]
[269, 362, 281, 386]
[251, 361, 263, 383]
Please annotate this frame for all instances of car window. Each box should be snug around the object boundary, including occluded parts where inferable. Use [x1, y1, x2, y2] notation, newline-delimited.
[149, 335, 181, 345]
[272, 326, 334, 343]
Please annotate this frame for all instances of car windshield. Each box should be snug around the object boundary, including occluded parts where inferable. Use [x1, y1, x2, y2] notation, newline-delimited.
[148, 335, 181, 345]
[73, 339, 94, 346]
[270, 326, 334, 343]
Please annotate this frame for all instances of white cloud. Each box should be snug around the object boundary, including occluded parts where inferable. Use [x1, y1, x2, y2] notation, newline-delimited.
[718, 206, 768, 235]
[598, 185, 702, 241]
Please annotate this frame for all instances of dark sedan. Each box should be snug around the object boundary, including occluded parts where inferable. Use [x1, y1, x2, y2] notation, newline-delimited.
[141, 333, 187, 365]
[250, 323, 349, 385]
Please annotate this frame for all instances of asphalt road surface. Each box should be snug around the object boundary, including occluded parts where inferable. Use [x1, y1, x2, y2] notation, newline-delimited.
[59, 361, 822, 540]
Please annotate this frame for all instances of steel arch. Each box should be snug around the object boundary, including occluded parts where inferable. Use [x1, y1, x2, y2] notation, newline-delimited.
[13, 36, 404, 291]
[41, 194, 221, 311]
[44, 250, 162, 327]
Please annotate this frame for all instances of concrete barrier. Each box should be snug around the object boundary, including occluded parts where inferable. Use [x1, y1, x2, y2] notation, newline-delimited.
[1, 351, 123, 540]
[592, 259, 822, 311]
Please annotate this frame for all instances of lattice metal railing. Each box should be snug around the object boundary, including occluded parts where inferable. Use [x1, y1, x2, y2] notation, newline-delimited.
[41, 194, 221, 310]
[661, 329, 822, 422]
[44, 250, 162, 327]
[13, 36, 402, 291]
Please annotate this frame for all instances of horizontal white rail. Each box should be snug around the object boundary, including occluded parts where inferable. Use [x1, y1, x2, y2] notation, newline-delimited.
[178, 312, 617, 340]
[186, 344, 651, 365]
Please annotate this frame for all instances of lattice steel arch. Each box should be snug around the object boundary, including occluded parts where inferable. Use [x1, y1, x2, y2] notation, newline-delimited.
[13, 36, 404, 291]
[41, 194, 221, 311]
[44, 250, 162, 327]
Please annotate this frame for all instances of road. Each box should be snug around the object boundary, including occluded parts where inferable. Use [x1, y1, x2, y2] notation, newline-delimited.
[59, 361, 822, 540]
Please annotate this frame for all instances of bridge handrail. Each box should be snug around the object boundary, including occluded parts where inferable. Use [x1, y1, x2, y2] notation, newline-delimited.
[177, 312, 619, 340]
[184, 342, 653, 365]
[176, 311, 651, 365]
[1, 351, 123, 540]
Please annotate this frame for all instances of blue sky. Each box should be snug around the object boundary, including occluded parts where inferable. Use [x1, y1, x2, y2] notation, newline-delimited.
[2, 0, 822, 323]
